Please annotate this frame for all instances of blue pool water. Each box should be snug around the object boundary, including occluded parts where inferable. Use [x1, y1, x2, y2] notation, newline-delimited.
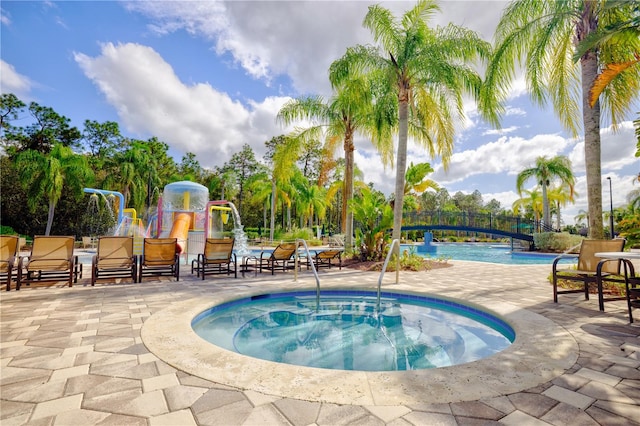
[192, 290, 514, 371]
[400, 243, 576, 265]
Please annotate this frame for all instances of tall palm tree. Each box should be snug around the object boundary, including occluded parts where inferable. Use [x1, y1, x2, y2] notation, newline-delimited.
[277, 68, 385, 250]
[573, 0, 640, 108]
[291, 170, 327, 229]
[334, 0, 498, 246]
[486, 0, 640, 238]
[516, 156, 575, 229]
[548, 183, 578, 231]
[17, 143, 93, 235]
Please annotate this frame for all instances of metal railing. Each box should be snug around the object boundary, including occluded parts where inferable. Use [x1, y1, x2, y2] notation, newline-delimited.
[295, 239, 321, 310]
[377, 239, 400, 312]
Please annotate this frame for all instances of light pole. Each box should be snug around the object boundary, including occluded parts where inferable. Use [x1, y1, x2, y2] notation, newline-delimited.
[606, 177, 614, 239]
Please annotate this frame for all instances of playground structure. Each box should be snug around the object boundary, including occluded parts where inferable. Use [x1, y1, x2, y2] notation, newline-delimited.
[83, 181, 246, 262]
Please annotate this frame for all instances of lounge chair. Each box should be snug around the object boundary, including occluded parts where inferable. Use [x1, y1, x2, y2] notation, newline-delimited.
[17, 236, 80, 290]
[91, 236, 137, 286]
[552, 239, 625, 309]
[138, 238, 179, 282]
[1, 235, 19, 291]
[82, 236, 96, 249]
[259, 242, 299, 275]
[328, 234, 344, 247]
[191, 238, 237, 279]
[313, 249, 343, 270]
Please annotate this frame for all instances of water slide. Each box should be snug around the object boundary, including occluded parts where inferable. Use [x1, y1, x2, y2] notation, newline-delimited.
[169, 213, 191, 253]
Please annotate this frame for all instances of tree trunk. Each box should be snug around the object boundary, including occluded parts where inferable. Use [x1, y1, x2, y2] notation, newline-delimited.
[579, 8, 604, 239]
[542, 183, 550, 228]
[344, 128, 355, 250]
[269, 179, 276, 242]
[45, 200, 56, 236]
[392, 97, 409, 246]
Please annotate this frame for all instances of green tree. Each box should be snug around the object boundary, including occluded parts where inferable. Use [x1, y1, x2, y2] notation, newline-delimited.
[277, 69, 382, 250]
[16, 102, 82, 153]
[548, 183, 577, 231]
[227, 144, 260, 218]
[338, 0, 497, 247]
[404, 162, 439, 198]
[350, 186, 394, 261]
[512, 188, 544, 222]
[0, 93, 26, 152]
[291, 170, 327, 229]
[82, 120, 123, 158]
[516, 156, 575, 230]
[486, 0, 640, 238]
[178, 152, 203, 181]
[16, 144, 93, 235]
[104, 140, 152, 212]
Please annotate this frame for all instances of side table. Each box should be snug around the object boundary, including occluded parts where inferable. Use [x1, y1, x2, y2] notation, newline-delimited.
[240, 256, 258, 278]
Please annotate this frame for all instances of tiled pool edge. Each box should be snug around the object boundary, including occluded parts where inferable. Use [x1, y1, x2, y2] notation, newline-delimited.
[141, 282, 578, 406]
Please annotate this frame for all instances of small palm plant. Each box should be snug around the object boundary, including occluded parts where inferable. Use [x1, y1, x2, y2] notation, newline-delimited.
[349, 187, 393, 261]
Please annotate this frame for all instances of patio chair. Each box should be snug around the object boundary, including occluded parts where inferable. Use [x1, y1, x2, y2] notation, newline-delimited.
[191, 238, 237, 279]
[91, 236, 137, 286]
[313, 249, 343, 270]
[552, 239, 625, 308]
[138, 238, 179, 282]
[17, 236, 80, 290]
[82, 236, 95, 249]
[1, 235, 19, 291]
[259, 242, 299, 275]
[328, 234, 345, 248]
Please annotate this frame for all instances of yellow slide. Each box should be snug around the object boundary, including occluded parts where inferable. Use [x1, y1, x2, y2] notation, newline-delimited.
[169, 213, 191, 254]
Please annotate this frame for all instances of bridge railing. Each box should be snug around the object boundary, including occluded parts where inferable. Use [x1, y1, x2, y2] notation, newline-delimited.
[403, 211, 541, 235]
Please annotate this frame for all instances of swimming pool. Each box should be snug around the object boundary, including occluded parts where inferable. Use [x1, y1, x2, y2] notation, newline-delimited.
[192, 290, 514, 371]
[400, 242, 576, 265]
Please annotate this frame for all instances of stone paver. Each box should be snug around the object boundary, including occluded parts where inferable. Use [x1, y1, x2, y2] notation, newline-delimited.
[1, 259, 639, 425]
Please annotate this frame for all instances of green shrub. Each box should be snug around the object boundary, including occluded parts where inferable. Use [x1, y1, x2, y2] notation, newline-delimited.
[0, 225, 17, 235]
[534, 232, 583, 252]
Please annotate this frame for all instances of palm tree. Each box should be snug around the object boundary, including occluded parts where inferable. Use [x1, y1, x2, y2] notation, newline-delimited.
[291, 171, 327, 229]
[548, 183, 577, 231]
[573, 0, 640, 108]
[404, 162, 439, 199]
[277, 68, 385, 250]
[16, 143, 93, 235]
[334, 0, 498, 246]
[516, 156, 575, 230]
[512, 188, 544, 223]
[486, 0, 640, 238]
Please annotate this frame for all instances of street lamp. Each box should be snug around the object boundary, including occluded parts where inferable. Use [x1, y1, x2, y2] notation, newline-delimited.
[606, 177, 614, 239]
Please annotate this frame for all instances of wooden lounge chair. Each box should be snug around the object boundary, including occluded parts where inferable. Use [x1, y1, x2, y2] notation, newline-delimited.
[138, 238, 179, 282]
[552, 239, 625, 308]
[17, 236, 80, 290]
[191, 238, 237, 279]
[259, 242, 299, 275]
[91, 236, 137, 286]
[313, 249, 343, 270]
[1, 235, 19, 291]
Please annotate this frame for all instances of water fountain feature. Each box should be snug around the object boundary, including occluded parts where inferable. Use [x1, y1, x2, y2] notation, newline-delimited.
[227, 202, 250, 257]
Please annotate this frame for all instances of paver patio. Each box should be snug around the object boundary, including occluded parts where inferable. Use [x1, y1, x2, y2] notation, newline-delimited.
[1, 259, 639, 425]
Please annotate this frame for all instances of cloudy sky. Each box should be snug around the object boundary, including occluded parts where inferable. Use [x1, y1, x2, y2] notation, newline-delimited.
[1, 0, 638, 225]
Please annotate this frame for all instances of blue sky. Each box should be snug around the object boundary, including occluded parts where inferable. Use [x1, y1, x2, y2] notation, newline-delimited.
[2, 1, 638, 226]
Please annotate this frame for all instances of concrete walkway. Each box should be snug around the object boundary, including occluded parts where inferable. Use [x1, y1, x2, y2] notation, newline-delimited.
[1, 260, 639, 425]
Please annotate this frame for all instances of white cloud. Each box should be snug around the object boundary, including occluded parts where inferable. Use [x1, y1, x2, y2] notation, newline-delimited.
[0, 60, 32, 99]
[74, 42, 291, 167]
[433, 133, 573, 184]
[483, 126, 519, 136]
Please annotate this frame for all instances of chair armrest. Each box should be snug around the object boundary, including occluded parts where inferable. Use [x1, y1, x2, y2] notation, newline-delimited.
[552, 253, 578, 272]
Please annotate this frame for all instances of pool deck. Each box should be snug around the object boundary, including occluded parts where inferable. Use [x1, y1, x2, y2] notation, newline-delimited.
[2, 259, 639, 425]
